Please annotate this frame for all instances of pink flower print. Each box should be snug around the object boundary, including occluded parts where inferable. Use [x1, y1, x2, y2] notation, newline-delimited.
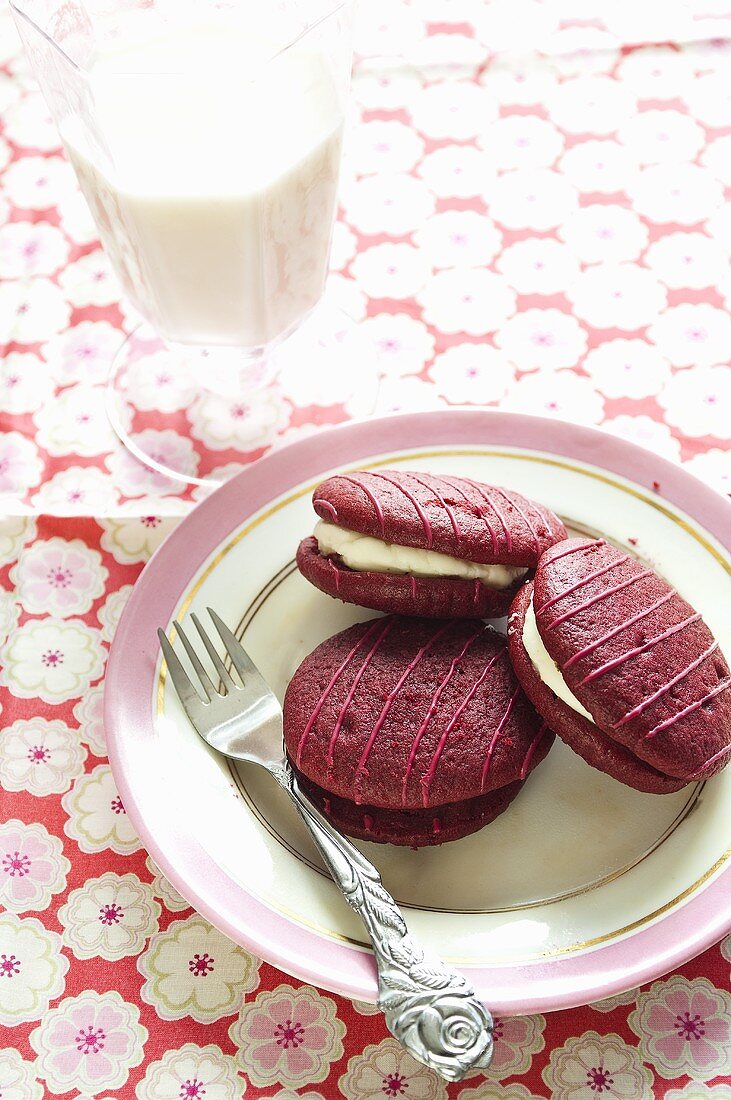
[585, 1064, 614, 1093]
[629, 976, 731, 1080]
[0, 954, 21, 977]
[0, 820, 69, 913]
[141, 516, 162, 528]
[488, 1013, 546, 1079]
[12, 538, 106, 617]
[188, 953, 214, 977]
[2, 851, 31, 876]
[42, 649, 64, 667]
[274, 1018, 305, 1049]
[76, 1024, 106, 1054]
[0, 433, 43, 495]
[99, 903, 123, 925]
[179, 1079, 206, 1099]
[111, 795, 125, 815]
[383, 1070, 409, 1096]
[28, 744, 51, 763]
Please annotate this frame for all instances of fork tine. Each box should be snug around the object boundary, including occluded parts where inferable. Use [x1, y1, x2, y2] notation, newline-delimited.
[207, 607, 257, 681]
[157, 628, 205, 708]
[174, 619, 214, 701]
[191, 613, 236, 692]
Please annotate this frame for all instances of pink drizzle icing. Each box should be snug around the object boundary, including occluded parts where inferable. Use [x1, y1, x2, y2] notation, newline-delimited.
[536, 554, 631, 617]
[315, 498, 339, 523]
[295, 617, 386, 767]
[689, 740, 731, 778]
[354, 621, 454, 801]
[493, 486, 539, 554]
[473, 578, 482, 606]
[544, 569, 654, 631]
[612, 641, 719, 729]
[401, 626, 485, 806]
[370, 471, 434, 548]
[645, 676, 731, 740]
[410, 575, 418, 599]
[545, 538, 606, 567]
[325, 618, 396, 776]
[432, 817, 441, 835]
[562, 590, 675, 670]
[441, 476, 499, 556]
[408, 472, 462, 545]
[420, 647, 507, 807]
[480, 687, 520, 791]
[579, 612, 702, 686]
[520, 722, 548, 780]
[363, 814, 374, 833]
[330, 559, 341, 594]
[339, 475, 385, 535]
[463, 478, 512, 553]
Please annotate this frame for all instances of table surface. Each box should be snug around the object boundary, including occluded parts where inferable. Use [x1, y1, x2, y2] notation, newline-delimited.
[1, 3, 730, 1098]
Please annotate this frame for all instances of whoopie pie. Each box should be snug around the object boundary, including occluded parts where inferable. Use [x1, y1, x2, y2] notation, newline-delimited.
[297, 469, 567, 619]
[508, 538, 731, 793]
[283, 615, 553, 846]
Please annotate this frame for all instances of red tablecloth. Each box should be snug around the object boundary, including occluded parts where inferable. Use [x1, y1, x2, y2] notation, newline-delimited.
[1, 3, 730, 1098]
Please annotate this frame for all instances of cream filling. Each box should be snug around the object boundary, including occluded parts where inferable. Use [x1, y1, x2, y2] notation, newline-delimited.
[522, 594, 595, 722]
[314, 521, 528, 589]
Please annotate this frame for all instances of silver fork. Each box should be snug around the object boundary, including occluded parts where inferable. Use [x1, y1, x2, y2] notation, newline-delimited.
[158, 608, 493, 1083]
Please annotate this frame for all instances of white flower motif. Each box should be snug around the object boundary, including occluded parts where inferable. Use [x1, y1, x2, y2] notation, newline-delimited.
[483, 1013, 547, 1080]
[706, 205, 731, 256]
[617, 47, 694, 99]
[628, 975, 731, 1081]
[684, 72, 731, 128]
[347, 119, 425, 176]
[460, 1084, 547, 1100]
[0, 431, 43, 499]
[0, 515, 37, 565]
[359, 314, 434, 377]
[542, 1030, 653, 1100]
[0, 221, 69, 278]
[0, 913, 68, 1025]
[43, 320, 123, 385]
[189, 391, 286, 452]
[664, 1086, 731, 1100]
[11, 537, 107, 617]
[583, 340, 671, 399]
[145, 855, 191, 912]
[139, 914, 260, 1023]
[30, 989, 147, 1095]
[487, 168, 578, 231]
[0, 277, 71, 344]
[413, 211, 501, 269]
[353, 0, 426, 60]
[497, 239, 580, 296]
[58, 249, 120, 307]
[645, 232, 730, 291]
[59, 871, 160, 960]
[473, 0, 557, 53]
[0, 1048, 44, 1100]
[683, 449, 731, 497]
[479, 115, 564, 170]
[602, 415, 681, 461]
[231, 983, 344, 1088]
[351, 999, 380, 1016]
[417, 268, 516, 335]
[122, 350, 198, 413]
[495, 309, 587, 371]
[0, 590, 19, 647]
[559, 139, 637, 194]
[648, 304, 731, 367]
[501, 372, 605, 425]
[409, 82, 497, 141]
[567, 264, 667, 330]
[57, 188, 99, 245]
[2, 94, 60, 152]
[429, 344, 513, 404]
[482, 56, 558, 106]
[374, 376, 446, 415]
[618, 109, 704, 165]
[105, 429, 197, 495]
[546, 76, 637, 135]
[2, 155, 77, 209]
[97, 584, 133, 643]
[0, 717, 86, 796]
[559, 205, 648, 264]
[73, 684, 107, 757]
[325, 273, 367, 322]
[658, 366, 731, 437]
[31, 467, 120, 514]
[590, 987, 640, 1013]
[351, 66, 422, 112]
[99, 515, 179, 564]
[702, 135, 731, 187]
[339, 1037, 446, 1100]
[34, 383, 123, 457]
[341, 173, 435, 236]
[136, 1043, 242, 1100]
[62, 765, 141, 855]
[0, 352, 54, 416]
[409, 32, 485, 78]
[544, 30, 618, 74]
[628, 164, 723, 225]
[417, 144, 495, 199]
[0, 819, 70, 913]
[0, 618, 104, 704]
[351, 243, 430, 300]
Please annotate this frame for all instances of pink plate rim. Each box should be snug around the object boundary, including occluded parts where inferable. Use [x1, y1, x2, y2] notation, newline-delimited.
[105, 410, 731, 1014]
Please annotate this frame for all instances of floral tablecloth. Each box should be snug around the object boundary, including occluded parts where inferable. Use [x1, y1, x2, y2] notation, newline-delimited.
[1, 2, 730, 1098]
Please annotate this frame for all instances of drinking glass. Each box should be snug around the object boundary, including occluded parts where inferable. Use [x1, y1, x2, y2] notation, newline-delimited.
[12, 0, 358, 486]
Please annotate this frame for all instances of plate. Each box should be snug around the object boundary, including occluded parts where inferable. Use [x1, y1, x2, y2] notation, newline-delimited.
[106, 410, 731, 1014]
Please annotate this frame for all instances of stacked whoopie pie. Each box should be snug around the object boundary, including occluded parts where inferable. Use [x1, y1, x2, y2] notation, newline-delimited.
[283, 469, 731, 846]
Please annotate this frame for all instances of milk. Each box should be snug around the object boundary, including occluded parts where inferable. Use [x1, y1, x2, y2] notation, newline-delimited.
[63, 21, 345, 347]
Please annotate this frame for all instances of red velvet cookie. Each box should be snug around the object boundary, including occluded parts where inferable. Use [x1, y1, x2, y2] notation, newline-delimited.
[283, 615, 553, 845]
[297, 469, 567, 619]
[508, 538, 731, 792]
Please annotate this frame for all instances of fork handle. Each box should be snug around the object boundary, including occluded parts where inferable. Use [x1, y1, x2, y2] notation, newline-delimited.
[270, 762, 493, 1083]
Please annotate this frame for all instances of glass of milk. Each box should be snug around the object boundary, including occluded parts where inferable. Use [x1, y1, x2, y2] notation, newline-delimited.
[12, 0, 355, 485]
